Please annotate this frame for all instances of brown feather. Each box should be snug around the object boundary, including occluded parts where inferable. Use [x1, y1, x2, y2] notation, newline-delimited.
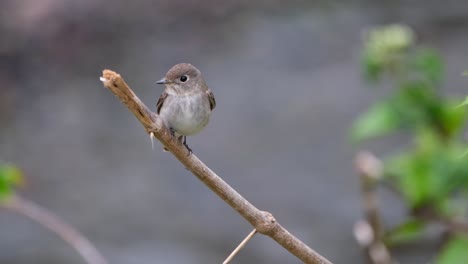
[207, 90, 216, 111]
[156, 91, 168, 114]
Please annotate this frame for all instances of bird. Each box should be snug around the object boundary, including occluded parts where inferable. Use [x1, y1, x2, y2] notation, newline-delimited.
[155, 63, 216, 154]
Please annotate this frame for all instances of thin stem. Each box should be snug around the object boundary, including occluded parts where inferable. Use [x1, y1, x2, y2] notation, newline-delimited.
[354, 151, 393, 264]
[223, 229, 257, 264]
[2, 194, 108, 264]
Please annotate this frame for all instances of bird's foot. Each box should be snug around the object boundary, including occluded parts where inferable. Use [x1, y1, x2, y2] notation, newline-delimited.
[169, 128, 176, 137]
[160, 128, 177, 152]
[182, 136, 193, 156]
[183, 142, 193, 156]
[168, 130, 192, 156]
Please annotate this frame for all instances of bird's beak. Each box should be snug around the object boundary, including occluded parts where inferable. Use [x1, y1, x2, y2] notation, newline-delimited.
[156, 78, 168, 84]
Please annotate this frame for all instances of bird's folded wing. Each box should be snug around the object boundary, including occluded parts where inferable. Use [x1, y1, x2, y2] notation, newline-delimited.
[156, 91, 169, 115]
[207, 90, 216, 111]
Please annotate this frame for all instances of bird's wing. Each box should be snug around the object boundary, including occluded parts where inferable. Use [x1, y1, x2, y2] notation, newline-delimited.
[206, 90, 216, 111]
[156, 91, 168, 114]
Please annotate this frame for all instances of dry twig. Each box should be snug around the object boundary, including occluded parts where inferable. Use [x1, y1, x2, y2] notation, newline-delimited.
[354, 151, 393, 264]
[223, 229, 257, 264]
[100, 69, 332, 264]
[2, 194, 107, 264]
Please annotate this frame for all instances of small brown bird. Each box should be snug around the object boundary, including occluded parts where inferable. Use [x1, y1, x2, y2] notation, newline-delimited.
[155, 63, 216, 153]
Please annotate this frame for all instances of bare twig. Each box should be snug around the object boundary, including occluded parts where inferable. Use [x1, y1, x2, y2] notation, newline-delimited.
[223, 229, 257, 264]
[2, 194, 107, 264]
[353, 220, 392, 264]
[355, 151, 384, 240]
[354, 151, 393, 264]
[100, 70, 332, 264]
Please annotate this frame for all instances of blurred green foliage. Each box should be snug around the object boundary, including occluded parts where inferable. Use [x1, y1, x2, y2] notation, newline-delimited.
[0, 164, 23, 201]
[384, 219, 425, 246]
[362, 24, 414, 81]
[437, 236, 468, 264]
[352, 24, 468, 261]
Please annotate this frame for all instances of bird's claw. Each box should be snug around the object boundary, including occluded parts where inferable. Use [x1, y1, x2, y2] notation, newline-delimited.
[169, 128, 175, 137]
[182, 136, 193, 156]
[183, 142, 193, 156]
[169, 128, 176, 140]
[169, 130, 192, 156]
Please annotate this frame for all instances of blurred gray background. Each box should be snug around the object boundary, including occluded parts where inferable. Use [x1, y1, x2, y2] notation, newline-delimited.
[1, 0, 468, 263]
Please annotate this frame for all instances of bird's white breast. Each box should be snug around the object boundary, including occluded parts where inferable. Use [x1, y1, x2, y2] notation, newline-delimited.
[159, 92, 211, 136]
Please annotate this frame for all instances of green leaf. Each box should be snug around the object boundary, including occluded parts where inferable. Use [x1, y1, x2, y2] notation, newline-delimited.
[362, 54, 383, 81]
[0, 182, 12, 200]
[351, 101, 400, 142]
[459, 149, 468, 158]
[440, 102, 466, 137]
[399, 154, 434, 207]
[385, 219, 426, 246]
[437, 236, 468, 264]
[385, 132, 452, 208]
[0, 164, 24, 201]
[392, 83, 436, 129]
[0, 165, 24, 186]
[456, 96, 468, 108]
[413, 49, 443, 83]
[463, 71, 468, 76]
[440, 148, 468, 195]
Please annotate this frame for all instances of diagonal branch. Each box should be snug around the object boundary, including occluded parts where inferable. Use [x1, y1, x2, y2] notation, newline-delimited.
[100, 70, 332, 264]
[2, 194, 107, 264]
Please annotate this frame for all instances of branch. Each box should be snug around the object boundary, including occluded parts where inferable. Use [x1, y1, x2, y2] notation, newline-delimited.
[355, 151, 385, 240]
[100, 70, 332, 264]
[354, 151, 393, 264]
[2, 194, 108, 264]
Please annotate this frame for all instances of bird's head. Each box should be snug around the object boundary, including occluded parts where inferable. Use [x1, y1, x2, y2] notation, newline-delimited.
[156, 63, 204, 94]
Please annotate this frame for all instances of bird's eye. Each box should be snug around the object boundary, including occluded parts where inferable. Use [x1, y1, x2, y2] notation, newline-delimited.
[180, 75, 188, 82]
